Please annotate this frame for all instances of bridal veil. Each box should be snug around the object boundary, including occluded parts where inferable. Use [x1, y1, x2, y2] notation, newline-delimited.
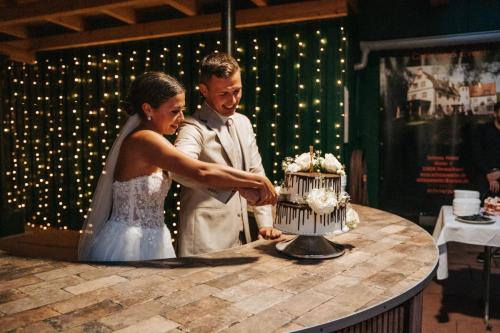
[78, 114, 141, 260]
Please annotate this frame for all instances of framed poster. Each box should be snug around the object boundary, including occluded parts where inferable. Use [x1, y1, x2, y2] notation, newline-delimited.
[379, 50, 498, 222]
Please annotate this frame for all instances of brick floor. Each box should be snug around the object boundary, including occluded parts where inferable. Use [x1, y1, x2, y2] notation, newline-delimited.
[422, 242, 500, 333]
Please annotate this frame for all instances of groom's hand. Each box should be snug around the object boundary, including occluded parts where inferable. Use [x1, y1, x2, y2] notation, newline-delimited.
[258, 227, 282, 240]
[238, 188, 260, 205]
[239, 188, 277, 206]
[256, 176, 278, 205]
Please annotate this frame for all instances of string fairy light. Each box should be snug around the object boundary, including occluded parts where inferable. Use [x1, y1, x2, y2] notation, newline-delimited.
[234, 40, 244, 114]
[271, 35, 283, 180]
[251, 38, 260, 131]
[314, 29, 324, 147]
[336, 25, 347, 160]
[194, 41, 206, 111]
[294, 33, 304, 152]
[53, 57, 65, 225]
[175, 42, 187, 239]
[160, 46, 169, 72]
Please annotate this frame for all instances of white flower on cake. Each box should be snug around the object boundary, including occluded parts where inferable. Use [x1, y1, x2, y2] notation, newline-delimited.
[282, 151, 345, 175]
[346, 204, 360, 230]
[294, 152, 313, 170]
[286, 162, 302, 173]
[306, 188, 338, 215]
[337, 192, 350, 206]
[322, 153, 345, 175]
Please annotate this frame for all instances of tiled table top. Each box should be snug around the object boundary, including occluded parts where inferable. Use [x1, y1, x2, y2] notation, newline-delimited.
[0, 205, 438, 332]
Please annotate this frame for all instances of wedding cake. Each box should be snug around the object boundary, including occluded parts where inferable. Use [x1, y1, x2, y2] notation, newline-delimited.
[274, 150, 358, 236]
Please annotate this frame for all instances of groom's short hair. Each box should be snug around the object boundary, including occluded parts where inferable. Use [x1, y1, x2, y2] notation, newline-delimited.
[200, 52, 240, 85]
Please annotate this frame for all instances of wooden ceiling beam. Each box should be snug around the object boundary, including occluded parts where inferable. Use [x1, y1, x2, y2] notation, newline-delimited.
[0, 44, 35, 63]
[0, 24, 28, 38]
[250, 0, 267, 7]
[2, 14, 220, 52]
[0, 0, 347, 54]
[164, 0, 197, 16]
[0, 0, 147, 27]
[237, 0, 346, 29]
[46, 16, 85, 32]
[101, 7, 137, 24]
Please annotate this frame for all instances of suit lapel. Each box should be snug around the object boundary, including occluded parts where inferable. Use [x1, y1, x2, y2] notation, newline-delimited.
[198, 104, 239, 168]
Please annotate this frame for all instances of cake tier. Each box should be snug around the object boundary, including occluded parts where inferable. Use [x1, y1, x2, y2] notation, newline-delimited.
[285, 172, 341, 198]
[275, 201, 346, 236]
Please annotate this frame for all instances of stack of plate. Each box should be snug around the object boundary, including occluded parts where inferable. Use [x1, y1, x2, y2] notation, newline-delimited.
[453, 190, 480, 216]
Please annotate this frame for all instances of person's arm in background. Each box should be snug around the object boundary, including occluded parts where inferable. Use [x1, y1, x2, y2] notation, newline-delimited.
[486, 169, 500, 193]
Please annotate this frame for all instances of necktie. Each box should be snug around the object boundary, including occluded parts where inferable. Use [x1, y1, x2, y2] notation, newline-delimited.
[226, 118, 242, 169]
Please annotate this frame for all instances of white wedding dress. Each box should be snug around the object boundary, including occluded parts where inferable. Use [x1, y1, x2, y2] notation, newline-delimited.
[85, 170, 176, 261]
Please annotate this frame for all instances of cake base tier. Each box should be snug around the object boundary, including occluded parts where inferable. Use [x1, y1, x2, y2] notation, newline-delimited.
[275, 235, 345, 259]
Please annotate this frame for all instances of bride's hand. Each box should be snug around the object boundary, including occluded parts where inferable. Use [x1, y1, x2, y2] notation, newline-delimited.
[255, 176, 278, 206]
[238, 188, 260, 205]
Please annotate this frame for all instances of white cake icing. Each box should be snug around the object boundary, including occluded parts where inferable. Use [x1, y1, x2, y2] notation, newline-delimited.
[274, 172, 348, 236]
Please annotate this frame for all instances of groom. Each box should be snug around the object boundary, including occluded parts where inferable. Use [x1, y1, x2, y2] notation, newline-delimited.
[175, 52, 281, 257]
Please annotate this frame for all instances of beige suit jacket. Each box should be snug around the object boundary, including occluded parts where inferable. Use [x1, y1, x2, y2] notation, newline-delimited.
[174, 103, 273, 257]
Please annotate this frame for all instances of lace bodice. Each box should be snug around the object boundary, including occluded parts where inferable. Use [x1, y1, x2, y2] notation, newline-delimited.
[109, 170, 171, 228]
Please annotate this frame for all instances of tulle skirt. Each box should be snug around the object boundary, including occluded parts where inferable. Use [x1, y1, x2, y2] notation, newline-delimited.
[86, 219, 176, 262]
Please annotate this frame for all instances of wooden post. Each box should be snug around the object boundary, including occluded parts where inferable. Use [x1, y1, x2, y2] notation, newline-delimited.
[222, 0, 235, 56]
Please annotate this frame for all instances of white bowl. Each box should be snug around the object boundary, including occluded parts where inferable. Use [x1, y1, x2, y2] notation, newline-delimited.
[454, 190, 480, 199]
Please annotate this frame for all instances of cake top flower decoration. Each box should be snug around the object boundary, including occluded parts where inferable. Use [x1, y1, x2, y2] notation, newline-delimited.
[282, 150, 345, 175]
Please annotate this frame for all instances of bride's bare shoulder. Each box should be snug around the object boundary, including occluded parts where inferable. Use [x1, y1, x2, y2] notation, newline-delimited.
[125, 129, 166, 146]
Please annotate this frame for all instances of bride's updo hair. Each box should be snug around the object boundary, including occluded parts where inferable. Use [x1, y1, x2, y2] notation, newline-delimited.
[123, 72, 185, 117]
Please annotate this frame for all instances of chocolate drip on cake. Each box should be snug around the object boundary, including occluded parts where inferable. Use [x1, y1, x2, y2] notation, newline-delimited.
[314, 213, 317, 233]
[275, 201, 347, 235]
[286, 172, 341, 197]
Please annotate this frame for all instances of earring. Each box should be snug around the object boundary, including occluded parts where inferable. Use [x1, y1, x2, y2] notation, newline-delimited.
[147, 115, 151, 121]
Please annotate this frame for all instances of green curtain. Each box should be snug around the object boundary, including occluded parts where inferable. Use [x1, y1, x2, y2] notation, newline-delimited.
[0, 19, 347, 236]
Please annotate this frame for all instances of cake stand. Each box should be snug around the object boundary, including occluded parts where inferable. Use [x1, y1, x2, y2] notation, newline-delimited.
[275, 235, 345, 259]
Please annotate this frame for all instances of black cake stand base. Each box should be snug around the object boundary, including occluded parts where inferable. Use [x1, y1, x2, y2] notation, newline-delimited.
[275, 235, 345, 259]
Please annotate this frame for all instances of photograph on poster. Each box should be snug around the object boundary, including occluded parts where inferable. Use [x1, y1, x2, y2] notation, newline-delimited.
[379, 50, 498, 222]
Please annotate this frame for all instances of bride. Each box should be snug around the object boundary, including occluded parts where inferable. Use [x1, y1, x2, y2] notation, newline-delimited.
[78, 72, 277, 262]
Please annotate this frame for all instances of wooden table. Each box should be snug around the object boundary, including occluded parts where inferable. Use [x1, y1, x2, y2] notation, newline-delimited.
[0, 205, 437, 332]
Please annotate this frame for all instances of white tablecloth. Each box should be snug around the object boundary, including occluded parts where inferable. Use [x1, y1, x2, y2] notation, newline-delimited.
[432, 205, 500, 280]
